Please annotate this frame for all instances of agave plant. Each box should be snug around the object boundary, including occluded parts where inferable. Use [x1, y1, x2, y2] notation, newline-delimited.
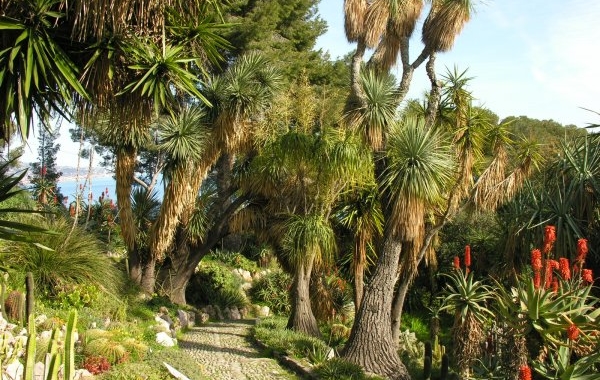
[440, 267, 494, 378]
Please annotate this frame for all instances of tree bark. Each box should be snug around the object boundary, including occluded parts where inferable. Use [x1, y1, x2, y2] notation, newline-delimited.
[141, 255, 156, 295]
[391, 274, 411, 344]
[342, 236, 411, 380]
[287, 258, 320, 337]
[353, 234, 366, 313]
[116, 147, 139, 284]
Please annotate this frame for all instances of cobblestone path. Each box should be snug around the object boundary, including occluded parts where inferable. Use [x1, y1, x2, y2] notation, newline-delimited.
[180, 320, 299, 380]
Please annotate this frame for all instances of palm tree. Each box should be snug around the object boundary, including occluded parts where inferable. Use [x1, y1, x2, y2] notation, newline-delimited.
[245, 77, 372, 336]
[0, 0, 229, 288]
[335, 184, 383, 312]
[342, 115, 455, 379]
[140, 53, 281, 295]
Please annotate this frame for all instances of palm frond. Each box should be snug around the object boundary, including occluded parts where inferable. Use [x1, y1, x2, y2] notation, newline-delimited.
[344, 0, 368, 42]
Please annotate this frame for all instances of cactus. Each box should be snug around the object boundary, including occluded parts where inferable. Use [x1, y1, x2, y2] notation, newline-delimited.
[0, 276, 6, 320]
[424, 340, 432, 359]
[21, 309, 79, 380]
[26, 272, 34, 320]
[440, 353, 450, 380]
[5, 290, 25, 324]
[64, 310, 78, 380]
[23, 313, 36, 380]
[423, 355, 432, 380]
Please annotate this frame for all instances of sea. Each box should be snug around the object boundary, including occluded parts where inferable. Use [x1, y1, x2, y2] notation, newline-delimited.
[57, 175, 165, 203]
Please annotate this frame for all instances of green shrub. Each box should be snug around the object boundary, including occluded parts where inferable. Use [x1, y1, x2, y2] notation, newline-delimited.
[207, 250, 258, 273]
[186, 261, 246, 309]
[3, 217, 122, 296]
[314, 358, 367, 380]
[253, 317, 331, 364]
[98, 361, 164, 380]
[248, 270, 291, 315]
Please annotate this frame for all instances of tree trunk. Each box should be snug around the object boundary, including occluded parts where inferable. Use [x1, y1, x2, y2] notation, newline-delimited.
[158, 229, 209, 305]
[287, 258, 320, 337]
[391, 275, 410, 344]
[129, 251, 143, 286]
[116, 147, 138, 282]
[342, 236, 411, 380]
[141, 255, 156, 295]
[148, 165, 192, 262]
[353, 235, 366, 313]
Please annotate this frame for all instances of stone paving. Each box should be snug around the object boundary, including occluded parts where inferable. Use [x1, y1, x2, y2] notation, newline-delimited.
[180, 320, 299, 380]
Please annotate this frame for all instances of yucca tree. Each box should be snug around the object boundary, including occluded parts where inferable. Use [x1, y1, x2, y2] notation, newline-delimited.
[138, 54, 281, 296]
[335, 184, 383, 312]
[441, 268, 494, 378]
[343, 115, 455, 378]
[0, 0, 229, 288]
[137, 105, 209, 292]
[341, 65, 539, 377]
[244, 76, 373, 336]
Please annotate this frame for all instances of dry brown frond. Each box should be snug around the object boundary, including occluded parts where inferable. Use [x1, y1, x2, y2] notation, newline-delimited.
[344, 0, 368, 42]
[116, 147, 137, 253]
[364, 0, 390, 48]
[392, 0, 424, 37]
[229, 206, 266, 234]
[148, 165, 191, 261]
[453, 312, 485, 377]
[422, 0, 471, 52]
[369, 21, 402, 72]
[471, 145, 507, 210]
[389, 195, 425, 241]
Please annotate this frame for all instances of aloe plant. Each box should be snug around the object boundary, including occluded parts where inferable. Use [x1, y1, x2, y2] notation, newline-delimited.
[21, 310, 78, 380]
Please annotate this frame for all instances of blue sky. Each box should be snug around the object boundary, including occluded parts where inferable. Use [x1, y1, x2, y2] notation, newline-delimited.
[316, 0, 600, 128]
[21, 0, 600, 167]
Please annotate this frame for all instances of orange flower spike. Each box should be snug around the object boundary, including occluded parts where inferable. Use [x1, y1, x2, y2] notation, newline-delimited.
[464, 245, 471, 267]
[453, 256, 460, 270]
[531, 249, 543, 271]
[518, 365, 532, 380]
[533, 271, 541, 289]
[551, 277, 559, 293]
[543, 225, 556, 254]
[544, 262, 554, 289]
[582, 269, 593, 284]
[567, 324, 580, 341]
[576, 238, 588, 263]
[559, 258, 571, 280]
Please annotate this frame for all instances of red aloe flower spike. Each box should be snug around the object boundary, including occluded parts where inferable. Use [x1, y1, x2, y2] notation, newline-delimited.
[545, 264, 553, 289]
[559, 258, 571, 281]
[531, 249, 543, 271]
[543, 225, 556, 254]
[582, 269, 593, 284]
[567, 324, 580, 341]
[548, 259, 559, 270]
[464, 245, 471, 267]
[453, 256, 460, 270]
[533, 271, 541, 289]
[551, 277, 559, 293]
[518, 365, 532, 380]
[576, 238, 588, 263]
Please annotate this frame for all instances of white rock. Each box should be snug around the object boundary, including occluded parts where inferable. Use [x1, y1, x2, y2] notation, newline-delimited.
[155, 316, 171, 330]
[164, 362, 190, 380]
[258, 306, 270, 317]
[39, 330, 53, 340]
[35, 315, 48, 326]
[230, 307, 241, 320]
[34, 361, 45, 380]
[199, 313, 210, 324]
[177, 310, 189, 329]
[73, 369, 95, 380]
[156, 332, 176, 347]
[5, 359, 23, 380]
[242, 270, 253, 282]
